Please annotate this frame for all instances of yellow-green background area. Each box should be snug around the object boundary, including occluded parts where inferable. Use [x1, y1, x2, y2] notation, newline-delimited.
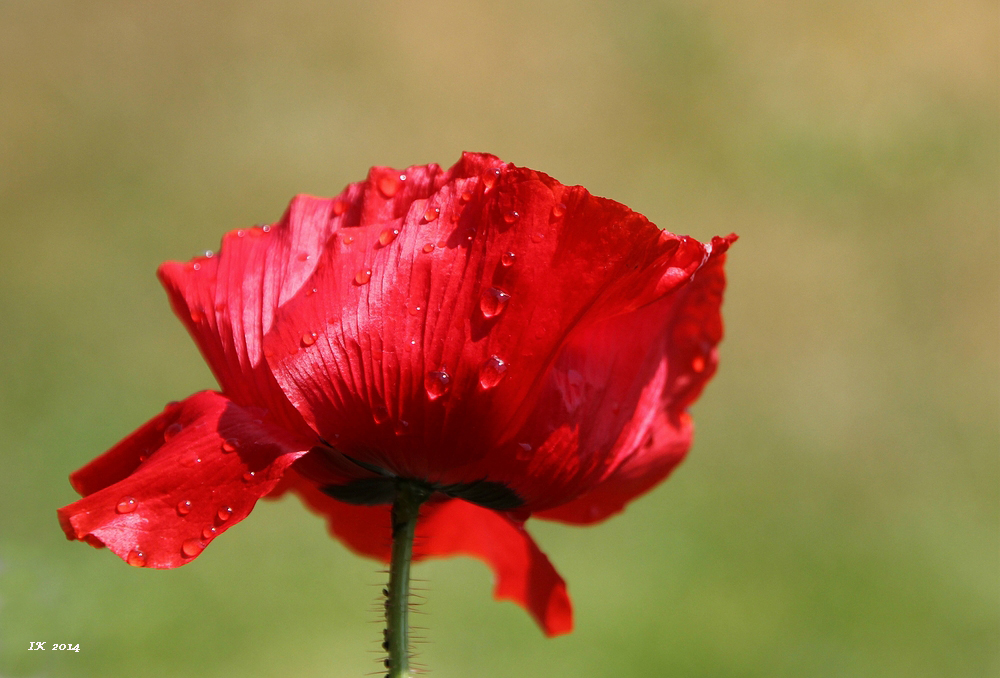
[1, 1, 996, 676]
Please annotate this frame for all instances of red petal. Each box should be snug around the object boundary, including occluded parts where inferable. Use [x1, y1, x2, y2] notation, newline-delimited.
[288, 475, 572, 636]
[259, 154, 712, 501]
[58, 391, 313, 568]
[536, 238, 735, 523]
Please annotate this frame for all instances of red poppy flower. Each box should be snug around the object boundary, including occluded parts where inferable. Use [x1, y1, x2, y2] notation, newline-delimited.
[58, 152, 735, 637]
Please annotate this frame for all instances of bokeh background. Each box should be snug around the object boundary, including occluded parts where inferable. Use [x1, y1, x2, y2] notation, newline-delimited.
[1, 1, 996, 676]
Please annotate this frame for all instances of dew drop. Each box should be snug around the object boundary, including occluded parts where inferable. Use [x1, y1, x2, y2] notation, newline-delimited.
[552, 202, 566, 218]
[422, 243, 435, 253]
[181, 539, 203, 558]
[116, 497, 137, 514]
[424, 369, 452, 400]
[301, 332, 318, 347]
[378, 228, 400, 246]
[201, 526, 217, 540]
[691, 355, 706, 373]
[189, 309, 204, 323]
[407, 303, 422, 316]
[177, 499, 192, 515]
[343, 235, 354, 245]
[204, 250, 214, 258]
[179, 453, 202, 467]
[241, 471, 256, 483]
[305, 287, 317, 297]
[460, 190, 473, 203]
[501, 251, 516, 267]
[479, 287, 511, 318]
[215, 302, 227, 312]
[221, 438, 240, 453]
[332, 200, 347, 216]
[423, 207, 440, 222]
[409, 339, 417, 346]
[297, 252, 310, 262]
[373, 405, 389, 424]
[483, 168, 501, 191]
[503, 210, 520, 224]
[393, 420, 410, 437]
[436, 239, 447, 248]
[126, 549, 146, 567]
[236, 229, 246, 238]
[519, 442, 533, 452]
[478, 355, 508, 389]
[191, 262, 201, 271]
[377, 175, 399, 198]
[465, 227, 477, 242]
[163, 422, 183, 441]
[354, 268, 372, 285]
[261, 225, 271, 233]
[217, 506, 233, 522]
[531, 232, 544, 243]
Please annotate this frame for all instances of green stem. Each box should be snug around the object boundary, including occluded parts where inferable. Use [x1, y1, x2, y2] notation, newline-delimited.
[385, 480, 430, 678]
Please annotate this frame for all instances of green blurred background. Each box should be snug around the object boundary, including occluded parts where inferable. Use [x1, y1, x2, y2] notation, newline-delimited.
[1, 1, 996, 676]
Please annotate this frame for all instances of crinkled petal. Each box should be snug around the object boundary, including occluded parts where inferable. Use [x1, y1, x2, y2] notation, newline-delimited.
[287, 473, 572, 636]
[536, 238, 735, 522]
[260, 154, 713, 503]
[58, 391, 313, 568]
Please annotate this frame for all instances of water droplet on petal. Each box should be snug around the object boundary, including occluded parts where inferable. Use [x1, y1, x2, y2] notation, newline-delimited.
[189, 309, 203, 323]
[460, 190, 473, 203]
[241, 471, 256, 483]
[355, 268, 372, 285]
[377, 175, 399, 198]
[552, 203, 566, 218]
[181, 539, 203, 558]
[177, 500, 192, 515]
[422, 243, 435, 253]
[480, 287, 511, 318]
[332, 200, 347, 216]
[483, 168, 501, 191]
[503, 210, 519, 224]
[305, 287, 317, 297]
[163, 423, 183, 442]
[436, 239, 447, 248]
[301, 332, 317, 347]
[407, 303, 422, 316]
[204, 250, 214, 258]
[202, 526, 217, 540]
[424, 369, 451, 400]
[465, 227, 476, 242]
[393, 420, 410, 437]
[343, 235, 354, 245]
[479, 356, 508, 389]
[222, 438, 240, 453]
[519, 442, 533, 452]
[116, 497, 137, 514]
[691, 355, 706, 373]
[236, 229, 246, 238]
[217, 507, 233, 523]
[531, 232, 544, 243]
[423, 207, 439, 222]
[191, 262, 201, 271]
[261, 225, 271, 233]
[378, 228, 400, 246]
[373, 405, 389, 424]
[501, 251, 516, 267]
[297, 252, 309, 262]
[127, 549, 146, 567]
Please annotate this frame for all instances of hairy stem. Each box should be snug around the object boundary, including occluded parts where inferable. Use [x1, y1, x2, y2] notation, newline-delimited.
[385, 480, 430, 678]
